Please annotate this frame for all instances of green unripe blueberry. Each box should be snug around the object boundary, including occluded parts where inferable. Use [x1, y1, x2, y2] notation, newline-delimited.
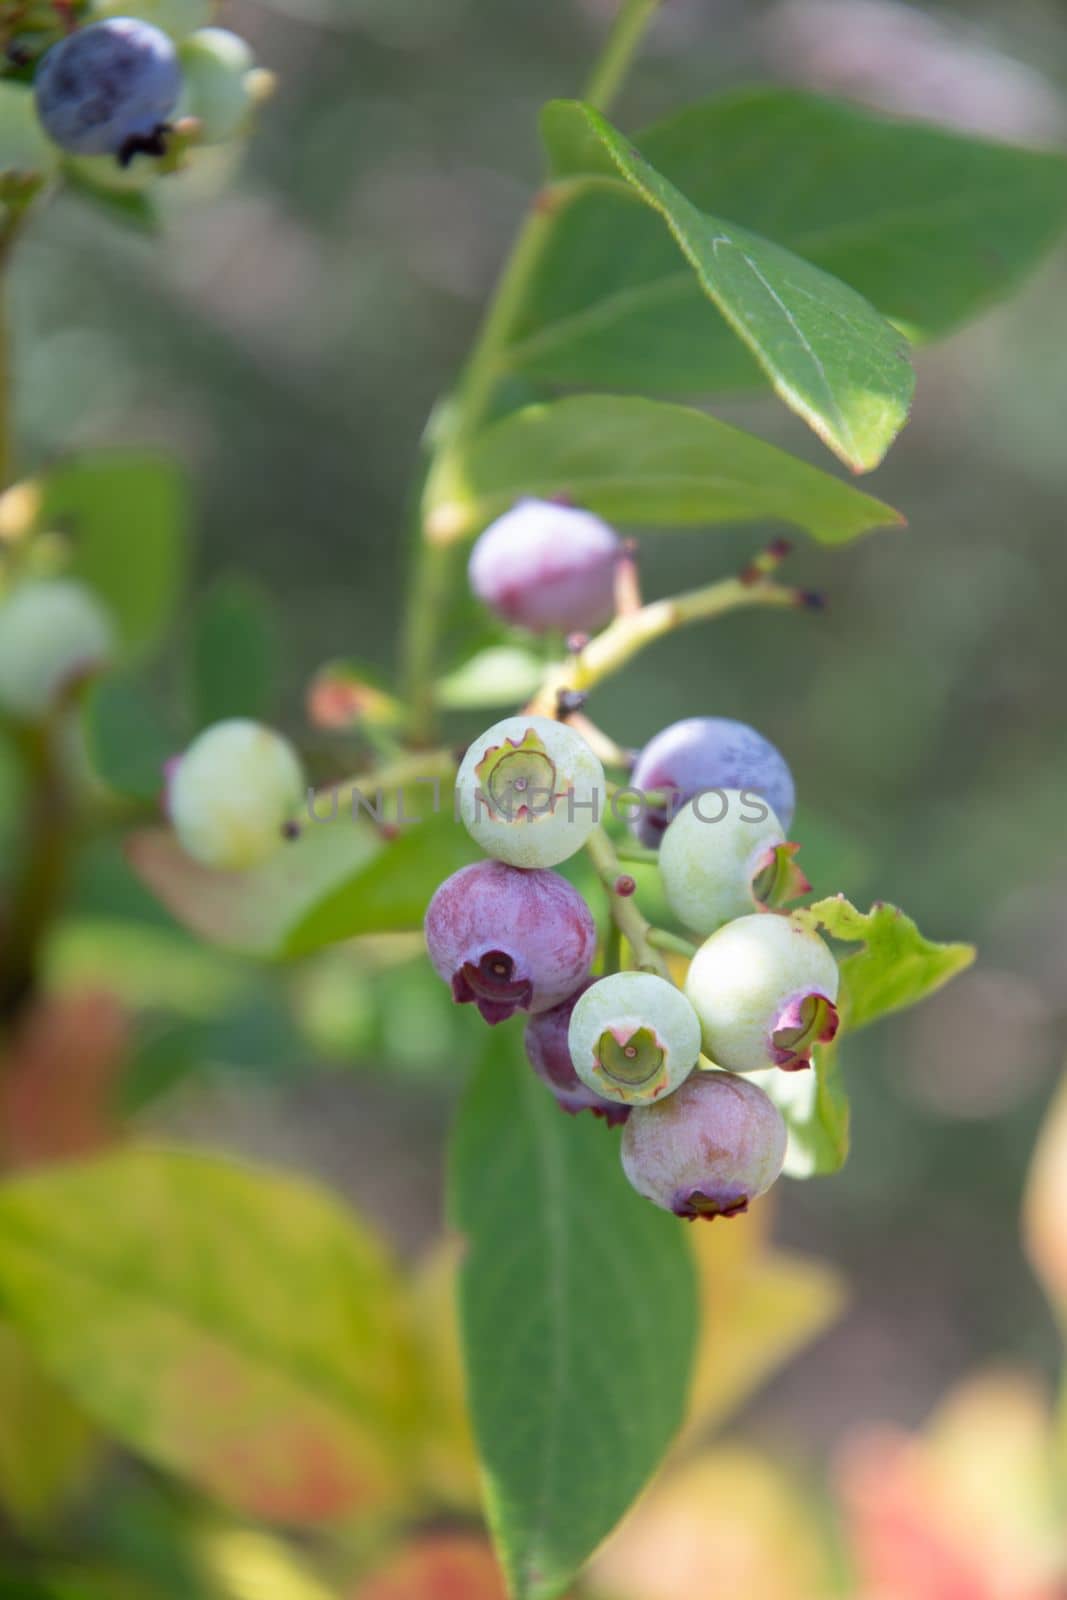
[178, 28, 257, 144]
[0, 578, 114, 719]
[621, 1069, 787, 1219]
[455, 713, 605, 869]
[685, 912, 839, 1074]
[568, 971, 701, 1107]
[169, 717, 305, 871]
[658, 790, 809, 935]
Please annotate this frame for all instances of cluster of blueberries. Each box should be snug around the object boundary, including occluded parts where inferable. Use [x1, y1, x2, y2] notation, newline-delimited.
[427, 498, 842, 1221]
[0, 494, 840, 1222]
[21, 6, 263, 170]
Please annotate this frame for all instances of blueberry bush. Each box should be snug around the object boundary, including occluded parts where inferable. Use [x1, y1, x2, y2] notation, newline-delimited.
[0, 1, 1066, 1596]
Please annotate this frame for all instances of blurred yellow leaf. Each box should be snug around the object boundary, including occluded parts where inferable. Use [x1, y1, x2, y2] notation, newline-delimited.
[588, 1446, 829, 1600]
[195, 1524, 342, 1600]
[0, 1146, 423, 1526]
[406, 1238, 481, 1512]
[1024, 1071, 1067, 1322]
[0, 1321, 99, 1533]
[681, 1200, 846, 1445]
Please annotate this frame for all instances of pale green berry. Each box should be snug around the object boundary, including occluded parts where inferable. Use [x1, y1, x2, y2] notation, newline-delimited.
[659, 790, 809, 935]
[621, 1069, 787, 1219]
[0, 579, 114, 719]
[568, 971, 701, 1107]
[685, 913, 839, 1074]
[456, 713, 605, 869]
[178, 28, 258, 144]
[169, 718, 305, 871]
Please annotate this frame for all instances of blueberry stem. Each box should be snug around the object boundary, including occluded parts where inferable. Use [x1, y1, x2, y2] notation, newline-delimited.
[526, 572, 806, 716]
[614, 842, 660, 866]
[585, 825, 670, 979]
[647, 928, 699, 960]
[582, 0, 667, 115]
[404, 5, 663, 737]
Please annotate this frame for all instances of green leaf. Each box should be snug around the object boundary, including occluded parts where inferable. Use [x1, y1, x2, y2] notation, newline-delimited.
[284, 806, 480, 956]
[0, 1147, 422, 1524]
[538, 101, 914, 472]
[753, 1041, 850, 1178]
[804, 894, 976, 1032]
[514, 88, 1067, 397]
[426, 394, 901, 545]
[449, 1033, 698, 1600]
[39, 455, 188, 652]
[435, 646, 545, 710]
[125, 817, 381, 958]
[84, 671, 176, 801]
[760, 896, 974, 1175]
[62, 164, 160, 233]
[127, 799, 476, 959]
[187, 577, 277, 728]
[0, 82, 58, 180]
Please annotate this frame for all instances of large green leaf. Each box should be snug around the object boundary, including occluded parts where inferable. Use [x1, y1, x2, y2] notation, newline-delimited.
[39, 455, 188, 652]
[537, 101, 914, 471]
[425, 395, 901, 545]
[803, 894, 975, 1031]
[0, 1147, 421, 1524]
[512, 88, 1067, 396]
[449, 1034, 698, 1600]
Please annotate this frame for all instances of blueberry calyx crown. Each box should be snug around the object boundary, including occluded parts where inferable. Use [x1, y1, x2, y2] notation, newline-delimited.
[750, 840, 811, 910]
[770, 990, 840, 1071]
[674, 1188, 750, 1221]
[475, 727, 558, 821]
[452, 949, 533, 1024]
[594, 1025, 666, 1088]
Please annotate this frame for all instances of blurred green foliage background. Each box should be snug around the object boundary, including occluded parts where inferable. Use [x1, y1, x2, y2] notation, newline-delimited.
[11, 0, 1067, 1468]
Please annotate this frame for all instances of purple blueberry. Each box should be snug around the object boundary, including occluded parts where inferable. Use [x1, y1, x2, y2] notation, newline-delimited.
[468, 499, 622, 635]
[630, 717, 795, 847]
[424, 860, 597, 1024]
[35, 19, 181, 161]
[621, 1070, 787, 1220]
[524, 982, 630, 1125]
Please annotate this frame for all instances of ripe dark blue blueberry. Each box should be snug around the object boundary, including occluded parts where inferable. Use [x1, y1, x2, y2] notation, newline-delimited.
[424, 860, 597, 1024]
[524, 983, 630, 1125]
[34, 18, 181, 162]
[468, 499, 622, 635]
[630, 717, 795, 848]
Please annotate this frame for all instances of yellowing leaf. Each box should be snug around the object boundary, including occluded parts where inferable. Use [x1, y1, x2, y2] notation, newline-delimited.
[406, 1239, 481, 1512]
[0, 1323, 99, 1534]
[589, 1447, 830, 1600]
[1024, 1071, 1067, 1322]
[683, 1205, 846, 1444]
[0, 1147, 422, 1525]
